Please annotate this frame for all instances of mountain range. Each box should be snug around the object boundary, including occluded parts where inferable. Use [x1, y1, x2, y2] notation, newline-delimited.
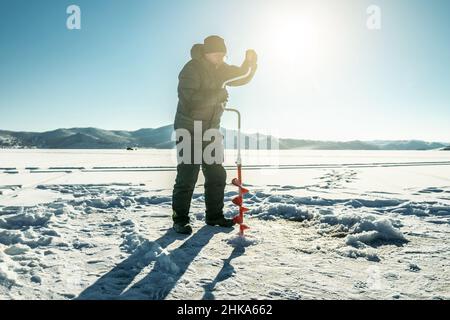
[0, 125, 448, 150]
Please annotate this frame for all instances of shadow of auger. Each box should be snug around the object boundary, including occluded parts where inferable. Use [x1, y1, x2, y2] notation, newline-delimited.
[201, 246, 246, 300]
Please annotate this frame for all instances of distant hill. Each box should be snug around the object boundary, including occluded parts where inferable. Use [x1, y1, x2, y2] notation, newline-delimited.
[0, 126, 448, 150]
[0, 126, 175, 150]
[442, 146, 450, 151]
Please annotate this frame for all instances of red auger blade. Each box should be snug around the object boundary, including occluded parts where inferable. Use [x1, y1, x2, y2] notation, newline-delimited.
[232, 178, 249, 194]
[231, 170, 250, 236]
[231, 178, 241, 187]
[240, 187, 249, 194]
[233, 215, 243, 224]
[232, 196, 243, 206]
[240, 206, 249, 214]
[239, 224, 250, 233]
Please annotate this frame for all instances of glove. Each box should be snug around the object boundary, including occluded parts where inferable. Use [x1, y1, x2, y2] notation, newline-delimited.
[245, 49, 258, 64]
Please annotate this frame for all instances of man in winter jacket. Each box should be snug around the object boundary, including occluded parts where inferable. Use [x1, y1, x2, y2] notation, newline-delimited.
[172, 35, 257, 234]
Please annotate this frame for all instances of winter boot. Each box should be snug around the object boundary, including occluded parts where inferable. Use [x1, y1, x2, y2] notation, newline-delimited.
[205, 216, 235, 228]
[173, 222, 193, 235]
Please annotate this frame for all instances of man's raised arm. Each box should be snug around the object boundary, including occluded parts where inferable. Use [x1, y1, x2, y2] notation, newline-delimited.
[220, 49, 258, 87]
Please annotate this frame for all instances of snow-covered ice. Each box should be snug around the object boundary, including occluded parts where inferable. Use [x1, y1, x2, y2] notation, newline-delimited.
[0, 149, 449, 299]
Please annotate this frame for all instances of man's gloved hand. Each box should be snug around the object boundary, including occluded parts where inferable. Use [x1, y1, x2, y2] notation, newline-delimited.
[245, 49, 258, 64]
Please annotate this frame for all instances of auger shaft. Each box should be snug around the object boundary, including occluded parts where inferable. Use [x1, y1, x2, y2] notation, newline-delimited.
[222, 67, 253, 237]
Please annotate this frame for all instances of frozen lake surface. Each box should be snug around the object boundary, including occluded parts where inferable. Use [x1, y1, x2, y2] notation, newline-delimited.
[0, 149, 449, 299]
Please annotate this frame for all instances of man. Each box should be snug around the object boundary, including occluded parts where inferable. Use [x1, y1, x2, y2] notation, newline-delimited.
[172, 35, 257, 234]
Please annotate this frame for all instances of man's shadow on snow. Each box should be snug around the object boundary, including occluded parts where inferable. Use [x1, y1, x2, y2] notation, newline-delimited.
[119, 225, 233, 300]
[77, 225, 230, 300]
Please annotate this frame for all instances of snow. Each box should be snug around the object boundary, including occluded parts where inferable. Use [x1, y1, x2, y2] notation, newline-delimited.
[0, 149, 449, 300]
[248, 203, 314, 221]
[226, 234, 259, 248]
[0, 206, 53, 229]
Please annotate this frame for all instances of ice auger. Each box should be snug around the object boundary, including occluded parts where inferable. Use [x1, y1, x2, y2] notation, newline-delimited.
[221, 67, 253, 236]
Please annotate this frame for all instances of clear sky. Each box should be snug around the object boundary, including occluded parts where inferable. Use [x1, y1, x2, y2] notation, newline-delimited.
[1, 0, 449, 141]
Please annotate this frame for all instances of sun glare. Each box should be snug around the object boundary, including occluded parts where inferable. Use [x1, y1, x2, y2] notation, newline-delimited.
[252, 3, 344, 85]
[244, 3, 352, 140]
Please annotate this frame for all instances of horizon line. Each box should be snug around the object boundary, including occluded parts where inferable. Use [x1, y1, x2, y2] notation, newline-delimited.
[0, 125, 449, 145]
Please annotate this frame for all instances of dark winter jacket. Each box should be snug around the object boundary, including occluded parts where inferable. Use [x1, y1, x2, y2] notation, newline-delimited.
[174, 44, 257, 132]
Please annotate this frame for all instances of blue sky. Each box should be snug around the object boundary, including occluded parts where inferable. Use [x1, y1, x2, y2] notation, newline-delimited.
[0, 0, 449, 141]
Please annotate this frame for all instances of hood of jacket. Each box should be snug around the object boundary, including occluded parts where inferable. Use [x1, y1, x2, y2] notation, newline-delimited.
[190, 44, 204, 60]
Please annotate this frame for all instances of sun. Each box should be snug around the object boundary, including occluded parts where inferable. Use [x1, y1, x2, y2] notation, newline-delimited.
[268, 15, 315, 57]
[251, 4, 343, 86]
